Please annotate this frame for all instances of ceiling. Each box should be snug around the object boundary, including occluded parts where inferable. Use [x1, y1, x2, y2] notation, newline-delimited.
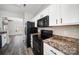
[0, 4, 49, 19]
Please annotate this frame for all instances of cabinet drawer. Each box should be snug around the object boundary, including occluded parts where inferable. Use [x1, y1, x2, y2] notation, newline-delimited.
[44, 48, 56, 55]
[44, 43, 65, 55]
[44, 43, 56, 55]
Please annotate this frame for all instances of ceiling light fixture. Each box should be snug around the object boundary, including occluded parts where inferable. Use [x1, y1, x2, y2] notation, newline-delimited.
[15, 4, 27, 8]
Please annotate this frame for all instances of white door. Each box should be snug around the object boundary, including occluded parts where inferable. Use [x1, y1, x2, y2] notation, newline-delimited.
[8, 21, 24, 35]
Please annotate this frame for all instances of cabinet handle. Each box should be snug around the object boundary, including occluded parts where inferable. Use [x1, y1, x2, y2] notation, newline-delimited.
[50, 50, 57, 55]
[61, 18, 62, 23]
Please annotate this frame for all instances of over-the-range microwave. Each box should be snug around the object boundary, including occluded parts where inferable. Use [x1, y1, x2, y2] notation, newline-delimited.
[37, 15, 49, 27]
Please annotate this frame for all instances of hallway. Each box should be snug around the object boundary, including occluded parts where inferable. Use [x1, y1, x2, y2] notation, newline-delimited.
[1, 35, 33, 55]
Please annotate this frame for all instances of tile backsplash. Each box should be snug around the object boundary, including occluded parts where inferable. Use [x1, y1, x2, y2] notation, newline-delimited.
[38, 25, 79, 39]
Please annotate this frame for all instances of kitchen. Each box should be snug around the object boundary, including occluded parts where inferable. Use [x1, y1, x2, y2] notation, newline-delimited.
[0, 4, 79, 55]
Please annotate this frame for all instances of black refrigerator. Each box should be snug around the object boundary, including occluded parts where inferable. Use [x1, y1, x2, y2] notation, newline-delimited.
[25, 21, 38, 48]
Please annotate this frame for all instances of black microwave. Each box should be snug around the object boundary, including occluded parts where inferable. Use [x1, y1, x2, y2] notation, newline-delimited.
[37, 16, 49, 27]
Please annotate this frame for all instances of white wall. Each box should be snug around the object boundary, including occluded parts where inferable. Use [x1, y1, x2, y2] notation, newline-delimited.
[8, 19, 24, 35]
[38, 26, 79, 39]
[32, 4, 79, 39]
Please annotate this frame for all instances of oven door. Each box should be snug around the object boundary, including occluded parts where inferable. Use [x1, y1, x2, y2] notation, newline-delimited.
[33, 35, 43, 55]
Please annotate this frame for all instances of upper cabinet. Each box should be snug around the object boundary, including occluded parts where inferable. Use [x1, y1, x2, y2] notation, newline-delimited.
[49, 5, 57, 26]
[49, 4, 79, 26]
[49, 5, 61, 26]
[61, 4, 79, 25]
[33, 4, 79, 27]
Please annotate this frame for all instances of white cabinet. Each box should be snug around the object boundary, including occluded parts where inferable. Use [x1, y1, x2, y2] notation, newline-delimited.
[49, 5, 57, 26]
[2, 34, 7, 47]
[61, 4, 79, 25]
[48, 4, 79, 26]
[43, 43, 65, 55]
[34, 5, 79, 26]
[44, 43, 56, 55]
[49, 5, 61, 26]
[0, 18, 3, 31]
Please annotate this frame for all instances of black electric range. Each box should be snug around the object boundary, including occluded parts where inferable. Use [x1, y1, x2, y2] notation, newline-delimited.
[33, 30, 53, 55]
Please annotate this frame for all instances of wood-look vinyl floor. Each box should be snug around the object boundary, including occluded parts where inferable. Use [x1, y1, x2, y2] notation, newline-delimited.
[0, 35, 33, 55]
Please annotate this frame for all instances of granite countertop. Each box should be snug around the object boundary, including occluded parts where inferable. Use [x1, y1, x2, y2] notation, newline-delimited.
[43, 35, 79, 55]
[31, 33, 79, 55]
[0, 31, 7, 34]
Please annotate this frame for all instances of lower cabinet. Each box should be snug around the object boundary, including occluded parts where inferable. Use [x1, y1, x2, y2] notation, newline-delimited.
[0, 34, 7, 48]
[43, 43, 65, 55]
[44, 43, 56, 55]
[2, 34, 7, 47]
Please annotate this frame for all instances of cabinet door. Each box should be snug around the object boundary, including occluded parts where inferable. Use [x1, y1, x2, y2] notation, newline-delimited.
[0, 18, 3, 31]
[61, 4, 79, 24]
[44, 43, 65, 55]
[44, 43, 56, 55]
[2, 34, 7, 47]
[49, 5, 61, 26]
